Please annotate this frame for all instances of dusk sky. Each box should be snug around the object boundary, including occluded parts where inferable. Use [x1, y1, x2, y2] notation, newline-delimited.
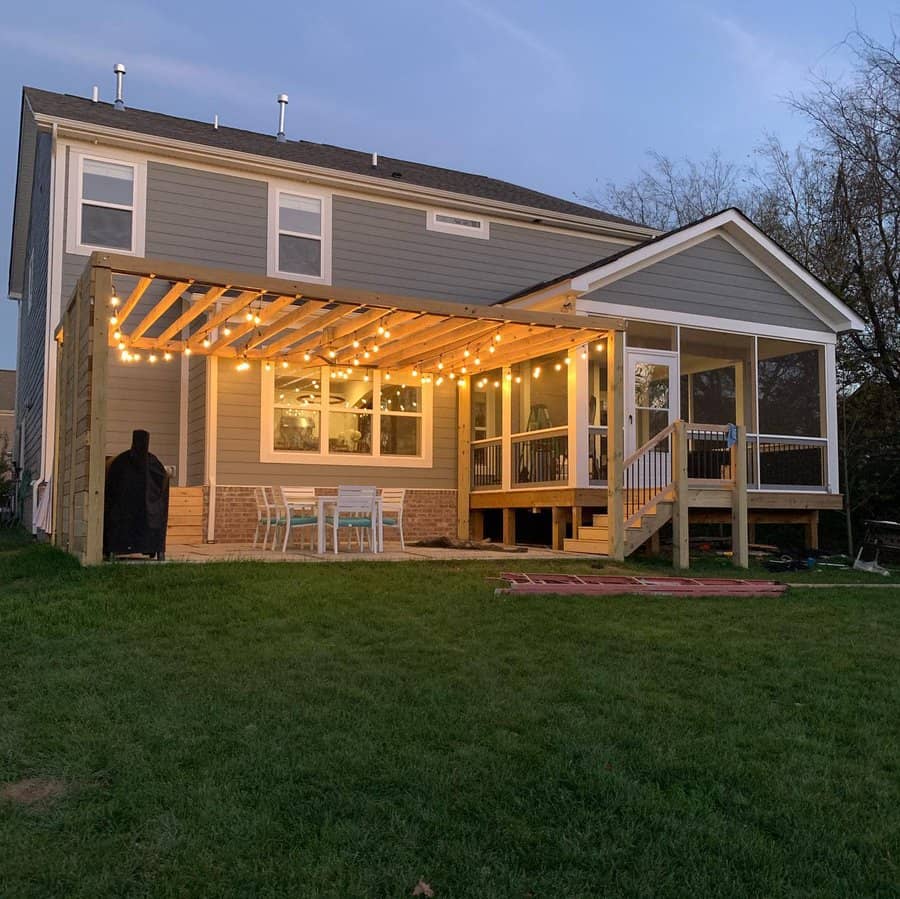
[0, 0, 894, 369]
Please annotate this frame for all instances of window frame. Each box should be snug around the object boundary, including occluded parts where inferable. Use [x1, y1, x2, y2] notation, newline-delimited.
[66, 148, 146, 257]
[426, 207, 490, 240]
[267, 181, 332, 283]
[261, 365, 432, 467]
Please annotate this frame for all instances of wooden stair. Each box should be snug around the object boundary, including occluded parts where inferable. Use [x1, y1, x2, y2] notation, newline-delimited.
[563, 498, 674, 557]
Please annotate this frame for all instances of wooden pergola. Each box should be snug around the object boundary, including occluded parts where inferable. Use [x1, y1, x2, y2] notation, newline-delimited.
[103, 254, 621, 375]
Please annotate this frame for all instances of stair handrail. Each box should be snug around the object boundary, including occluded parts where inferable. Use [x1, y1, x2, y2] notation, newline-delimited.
[623, 420, 678, 528]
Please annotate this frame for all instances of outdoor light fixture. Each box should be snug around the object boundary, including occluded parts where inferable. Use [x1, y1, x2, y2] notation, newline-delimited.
[163, 352, 172, 361]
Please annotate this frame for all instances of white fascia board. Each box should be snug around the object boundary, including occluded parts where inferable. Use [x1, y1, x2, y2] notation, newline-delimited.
[35, 113, 657, 242]
[571, 209, 866, 334]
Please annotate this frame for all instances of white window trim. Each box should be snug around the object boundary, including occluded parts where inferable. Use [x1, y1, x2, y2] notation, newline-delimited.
[267, 181, 332, 283]
[427, 208, 490, 239]
[65, 148, 146, 257]
[260, 366, 433, 467]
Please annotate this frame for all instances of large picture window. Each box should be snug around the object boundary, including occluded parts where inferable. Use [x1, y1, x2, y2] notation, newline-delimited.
[268, 183, 331, 282]
[264, 366, 430, 465]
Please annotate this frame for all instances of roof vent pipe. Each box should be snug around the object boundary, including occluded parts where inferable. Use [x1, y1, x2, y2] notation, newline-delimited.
[372, 152, 378, 168]
[276, 93, 288, 142]
[91, 85, 99, 103]
[214, 114, 219, 130]
[113, 63, 126, 110]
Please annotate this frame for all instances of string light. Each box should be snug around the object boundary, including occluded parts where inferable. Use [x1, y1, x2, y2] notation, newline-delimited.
[245, 311, 254, 322]
[113, 330, 121, 341]
[164, 352, 172, 362]
[223, 327, 232, 337]
[494, 333, 501, 342]
[110, 290, 120, 307]
[474, 356, 481, 366]
[533, 366, 542, 378]
[132, 353, 142, 362]
[373, 344, 380, 353]
[411, 368, 418, 378]
[328, 349, 337, 359]
[564, 357, 571, 365]
[554, 363, 562, 371]
[383, 329, 391, 339]
[463, 349, 470, 358]
[489, 345, 495, 353]
[505, 372, 512, 381]
[457, 379, 465, 389]
[149, 354, 158, 364]
[436, 376, 444, 386]
[353, 357, 360, 366]
[109, 315, 118, 325]
[581, 350, 587, 360]
[449, 372, 456, 380]
[437, 360, 444, 370]
[515, 375, 522, 384]
[377, 325, 385, 336]
[352, 338, 360, 349]
[184, 347, 192, 356]
[385, 372, 392, 380]
[117, 341, 126, 351]
[303, 352, 311, 362]
[363, 350, 370, 359]
[493, 380, 500, 388]
[264, 361, 272, 371]
[596, 343, 604, 352]
[281, 360, 289, 369]
[460, 366, 467, 374]
[236, 360, 250, 372]
[202, 338, 211, 348]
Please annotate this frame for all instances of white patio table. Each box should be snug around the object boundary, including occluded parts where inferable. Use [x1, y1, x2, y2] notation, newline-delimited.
[314, 495, 383, 554]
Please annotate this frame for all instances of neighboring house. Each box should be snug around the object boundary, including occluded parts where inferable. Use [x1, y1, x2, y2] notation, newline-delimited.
[8, 79, 864, 563]
[0, 369, 14, 452]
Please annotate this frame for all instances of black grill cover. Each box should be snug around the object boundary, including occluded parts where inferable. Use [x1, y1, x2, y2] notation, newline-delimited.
[103, 429, 170, 557]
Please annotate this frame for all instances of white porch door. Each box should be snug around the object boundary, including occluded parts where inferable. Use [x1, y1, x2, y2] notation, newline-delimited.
[625, 350, 679, 457]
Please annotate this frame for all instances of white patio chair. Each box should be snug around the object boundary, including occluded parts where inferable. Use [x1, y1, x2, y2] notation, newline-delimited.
[253, 486, 281, 549]
[380, 488, 406, 550]
[279, 486, 319, 552]
[325, 485, 377, 553]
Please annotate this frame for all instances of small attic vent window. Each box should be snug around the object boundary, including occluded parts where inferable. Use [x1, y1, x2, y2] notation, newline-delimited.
[427, 209, 490, 239]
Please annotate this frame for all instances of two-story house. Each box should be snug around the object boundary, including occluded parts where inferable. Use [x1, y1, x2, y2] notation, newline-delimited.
[8, 76, 864, 564]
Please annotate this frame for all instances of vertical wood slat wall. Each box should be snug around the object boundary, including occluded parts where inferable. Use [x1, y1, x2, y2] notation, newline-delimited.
[51, 254, 110, 564]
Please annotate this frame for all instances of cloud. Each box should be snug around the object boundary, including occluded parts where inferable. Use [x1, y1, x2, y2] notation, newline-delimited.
[451, 0, 575, 91]
[705, 13, 811, 99]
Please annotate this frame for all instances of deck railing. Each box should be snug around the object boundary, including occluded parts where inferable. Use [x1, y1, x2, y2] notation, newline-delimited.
[686, 423, 733, 481]
[471, 437, 502, 490]
[748, 435, 827, 489]
[588, 426, 608, 483]
[623, 421, 676, 523]
[512, 427, 568, 486]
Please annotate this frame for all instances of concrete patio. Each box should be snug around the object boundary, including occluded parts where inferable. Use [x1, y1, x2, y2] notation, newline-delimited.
[165, 541, 596, 563]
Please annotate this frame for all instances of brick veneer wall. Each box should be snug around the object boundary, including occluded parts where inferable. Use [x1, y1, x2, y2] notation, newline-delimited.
[210, 486, 457, 544]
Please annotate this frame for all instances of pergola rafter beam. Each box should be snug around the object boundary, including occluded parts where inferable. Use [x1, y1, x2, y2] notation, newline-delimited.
[243, 299, 328, 351]
[155, 285, 229, 343]
[208, 294, 297, 354]
[127, 280, 193, 341]
[115, 276, 154, 329]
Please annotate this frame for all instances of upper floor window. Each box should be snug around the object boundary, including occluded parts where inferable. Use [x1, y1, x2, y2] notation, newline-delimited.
[67, 149, 146, 256]
[427, 208, 490, 239]
[268, 183, 332, 282]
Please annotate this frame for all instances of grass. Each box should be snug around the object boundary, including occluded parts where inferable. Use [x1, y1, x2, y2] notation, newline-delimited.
[1, 530, 898, 898]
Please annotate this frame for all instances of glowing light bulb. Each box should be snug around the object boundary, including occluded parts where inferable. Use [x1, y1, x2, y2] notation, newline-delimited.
[281, 360, 289, 369]
[303, 352, 311, 362]
[377, 325, 385, 336]
[505, 372, 512, 381]
[494, 333, 501, 342]
[449, 372, 456, 380]
[474, 357, 481, 365]
[596, 343, 604, 352]
[164, 352, 172, 361]
[245, 311, 254, 322]
[149, 354, 158, 364]
[493, 380, 500, 388]
[328, 350, 336, 359]
[363, 350, 370, 359]
[411, 368, 418, 377]
[533, 367, 541, 378]
[385, 372, 391, 380]
[184, 347, 192, 356]
[437, 361, 444, 370]
[109, 315, 118, 325]
[373, 344, 380, 353]
[383, 329, 391, 339]
[564, 357, 570, 365]
[581, 350, 587, 360]
[436, 376, 443, 385]
[117, 341, 126, 351]
[264, 361, 272, 371]
[457, 379, 465, 388]
[353, 358, 360, 366]
[463, 349, 470, 358]
[554, 363, 562, 371]
[223, 327, 232, 337]
[489, 345, 495, 353]
[515, 375, 522, 383]
[110, 293, 120, 307]
[113, 330, 121, 340]
[352, 339, 360, 349]
[202, 338, 211, 348]
[133, 353, 142, 362]
[460, 366, 467, 374]
[236, 360, 250, 372]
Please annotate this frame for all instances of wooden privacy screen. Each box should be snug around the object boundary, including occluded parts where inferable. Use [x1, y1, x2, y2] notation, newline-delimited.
[52, 258, 111, 564]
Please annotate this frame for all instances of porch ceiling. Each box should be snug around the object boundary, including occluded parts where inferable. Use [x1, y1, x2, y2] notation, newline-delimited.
[102, 254, 620, 374]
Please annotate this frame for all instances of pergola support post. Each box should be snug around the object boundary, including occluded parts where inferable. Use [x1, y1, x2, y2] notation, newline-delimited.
[607, 330, 625, 561]
[672, 420, 690, 570]
[731, 424, 749, 568]
[457, 377, 471, 540]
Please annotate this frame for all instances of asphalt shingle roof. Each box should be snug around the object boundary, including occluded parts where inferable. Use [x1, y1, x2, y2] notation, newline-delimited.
[24, 87, 643, 229]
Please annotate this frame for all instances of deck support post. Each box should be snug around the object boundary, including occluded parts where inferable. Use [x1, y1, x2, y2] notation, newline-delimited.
[502, 508, 516, 546]
[672, 420, 689, 569]
[457, 376, 471, 540]
[731, 424, 749, 567]
[607, 329, 625, 561]
[85, 258, 111, 565]
[805, 511, 820, 551]
[551, 506, 566, 550]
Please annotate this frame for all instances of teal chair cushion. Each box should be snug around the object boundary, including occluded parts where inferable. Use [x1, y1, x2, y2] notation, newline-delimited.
[326, 516, 372, 528]
[290, 515, 318, 526]
[382, 516, 398, 526]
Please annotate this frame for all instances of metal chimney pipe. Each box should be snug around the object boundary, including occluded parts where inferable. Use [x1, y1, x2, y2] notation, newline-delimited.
[276, 93, 288, 142]
[113, 63, 126, 110]
[91, 85, 99, 103]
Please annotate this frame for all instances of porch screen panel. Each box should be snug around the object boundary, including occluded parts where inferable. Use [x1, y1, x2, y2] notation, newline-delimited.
[679, 329, 754, 426]
[757, 339, 823, 437]
[511, 352, 568, 433]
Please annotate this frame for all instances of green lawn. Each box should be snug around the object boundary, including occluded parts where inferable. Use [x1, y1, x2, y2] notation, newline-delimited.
[1, 531, 898, 898]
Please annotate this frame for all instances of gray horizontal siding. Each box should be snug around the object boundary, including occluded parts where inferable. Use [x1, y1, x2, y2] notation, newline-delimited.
[15, 129, 52, 522]
[104, 353, 181, 467]
[332, 196, 623, 304]
[215, 363, 456, 488]
[186, 356, 206, 485]
[583, 236, 830, 332]
[146, 162, 267, 271]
